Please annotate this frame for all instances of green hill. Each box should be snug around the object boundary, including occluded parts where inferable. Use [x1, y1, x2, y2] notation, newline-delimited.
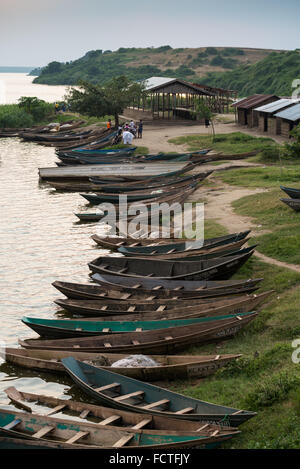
[33, 46, 280, 86]
[201, 50, 300, 96]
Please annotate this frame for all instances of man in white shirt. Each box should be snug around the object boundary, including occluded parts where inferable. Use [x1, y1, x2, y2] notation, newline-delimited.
[122, 130, 134, 145]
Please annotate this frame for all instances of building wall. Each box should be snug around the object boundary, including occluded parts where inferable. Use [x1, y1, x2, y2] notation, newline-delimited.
[267, 117, 277, 135]
[258, 116, 265, 132]
[237, 109, 246, 125]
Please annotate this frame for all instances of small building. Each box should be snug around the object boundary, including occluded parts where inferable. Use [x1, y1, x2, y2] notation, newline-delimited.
[274, 103, 300, 138]
[233, 94, 279, 128]
[126, 77, 236, 121]
[253, 99, 300, 135]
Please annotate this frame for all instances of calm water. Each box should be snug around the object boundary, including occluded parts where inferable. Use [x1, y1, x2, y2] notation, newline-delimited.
[0, 73, 68, 104]
[0, 75, 110, 408]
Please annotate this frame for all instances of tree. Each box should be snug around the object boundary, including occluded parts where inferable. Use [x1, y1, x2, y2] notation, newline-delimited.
[194, 102, 216, 140]
[66, 76, 145, 127]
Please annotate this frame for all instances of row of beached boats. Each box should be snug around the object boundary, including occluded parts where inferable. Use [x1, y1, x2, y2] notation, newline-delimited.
[280, 185, 300, 212]
[0, 124, 269, 450]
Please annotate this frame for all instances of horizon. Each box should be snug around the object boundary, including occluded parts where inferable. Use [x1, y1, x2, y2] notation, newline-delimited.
[0, 0, 299, 67]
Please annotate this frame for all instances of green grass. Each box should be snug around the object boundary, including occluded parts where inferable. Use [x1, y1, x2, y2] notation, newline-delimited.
[168, 132, 276, 154]
[231, 189, 300, 264]
[165, 255, 300, 449]
[219, 165, 300, 188]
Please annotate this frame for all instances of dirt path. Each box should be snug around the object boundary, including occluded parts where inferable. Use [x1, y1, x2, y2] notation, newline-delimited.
[194, 177, 300, 273]
[134, 119, 286, 153]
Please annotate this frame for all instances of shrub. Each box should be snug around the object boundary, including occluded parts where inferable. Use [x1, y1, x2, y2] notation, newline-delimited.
[0, 105, 34, 128]
[243, 371, 300, 410]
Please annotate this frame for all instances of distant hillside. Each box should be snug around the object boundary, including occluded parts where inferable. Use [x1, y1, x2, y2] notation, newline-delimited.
[201, 50, 300, 96]
[0, 66, 35, 73]
[33, 46, 281, 86]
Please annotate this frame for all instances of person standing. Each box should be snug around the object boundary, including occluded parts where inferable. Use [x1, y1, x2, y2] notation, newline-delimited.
[107, 119, 112, 130]
[138, 120, 143, 139]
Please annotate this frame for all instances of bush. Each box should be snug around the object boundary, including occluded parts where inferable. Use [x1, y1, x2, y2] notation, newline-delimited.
[0, 105, 34, 128]
[18, 96, 52, 122]
[243, 372, 300, 410]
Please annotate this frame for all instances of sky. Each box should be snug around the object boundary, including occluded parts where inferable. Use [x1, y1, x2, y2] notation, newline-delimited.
[0, 0, 299, 67]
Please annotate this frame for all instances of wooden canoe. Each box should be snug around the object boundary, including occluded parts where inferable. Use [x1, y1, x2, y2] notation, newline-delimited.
[75, 185, 198, 222]
[39, 163, 191, 182]
[5, 388, 240, 440]
[0, 408, 224, 449]
[89, 171, 212, 192]
[280, 185, 300, 200]
[91, 230, 251, 251]
[62, 357, 256, 426]
[54, 291, 272, 319]
[19, 312, 258, 354]
[3, 350, 242, 381]
[22, 311, 255, 339]
[50, 172, 210, 193]
[280, 198, 300, 212]
[53, 278, 263, 300]
[80, 182, 197, 205]
[91, 274, 262, 297]
[88, 251, 254, 281]
[117, 245, 256, 262]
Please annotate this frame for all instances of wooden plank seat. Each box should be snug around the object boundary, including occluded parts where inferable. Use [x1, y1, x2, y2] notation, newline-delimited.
[79, 409, 90, 419]
[94, 383, 120, 393]
[45, 404, 66, 416]
[98, 415, 122, 426]
[3, 419, 22, 431]
[32, 426, 55, 439]
[175, 407, 194, 415]
[113, 434, 134, 448]
[131, 419, 152, 430]
[114, 391, 144, 402]
[142, 399, 170, 410]
[66, 431, 89, 444]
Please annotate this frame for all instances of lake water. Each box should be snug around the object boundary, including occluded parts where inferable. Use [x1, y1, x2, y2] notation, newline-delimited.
[0, 74, 109, 408]
[0, 73, 69, 104]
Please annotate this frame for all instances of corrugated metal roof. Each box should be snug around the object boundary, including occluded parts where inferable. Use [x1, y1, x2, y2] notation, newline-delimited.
[232, 94, 279, 110]
[141, 77, 215, 96]
[142, 77, 176, 90]
[275, 103, 300, 122]
[254, 99, 300, 114]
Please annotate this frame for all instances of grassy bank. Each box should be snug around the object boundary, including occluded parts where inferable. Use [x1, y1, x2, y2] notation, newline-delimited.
[168, 227, 300, 448]
[168, 132, 277, 155]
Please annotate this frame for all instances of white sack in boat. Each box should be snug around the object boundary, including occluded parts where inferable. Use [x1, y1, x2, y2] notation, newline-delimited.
[111, 355, 160, 368]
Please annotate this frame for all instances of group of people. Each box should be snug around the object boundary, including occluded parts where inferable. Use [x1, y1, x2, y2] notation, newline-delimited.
[121, 120, 143, 145]
[107, 119, 144, 146]
[54, 102, 67, 114]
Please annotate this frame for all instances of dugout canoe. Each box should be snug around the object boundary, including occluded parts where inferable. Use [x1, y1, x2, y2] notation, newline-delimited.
[91, 274, 262, 297]
[280, 198, 300, 212]
[49, 171, 211, 193]
[4, 389, 240, 444]
[117, 245, 255, 262]
[21, 312, 254, 339]
[53, 278, 262, 300]
[3, 350, 242, 381]
[280, 186, 300, 199]
[0, 408, 223, 449]
[54, 291, 272, 319]
[75, 185, 197, 222]
[62, 357, 256, 427]
[91, 230, 251, 251]
[39, 162, 192, 182]
[19, 312, 258, 354]
[88, 251, 254, 281]
[80, 181, 197, 204]
[89, 171, 212, 192]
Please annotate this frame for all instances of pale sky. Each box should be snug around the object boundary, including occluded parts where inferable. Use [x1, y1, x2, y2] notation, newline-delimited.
[0, 0, 299, 67]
